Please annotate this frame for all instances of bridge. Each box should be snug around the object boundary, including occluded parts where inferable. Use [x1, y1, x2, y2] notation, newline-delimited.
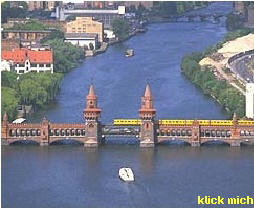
[2, 84, 254, 147]
[159, 13, 225, 23]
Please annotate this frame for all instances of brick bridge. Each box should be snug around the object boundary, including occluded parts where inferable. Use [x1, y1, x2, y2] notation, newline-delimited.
[2, 84, 254, 147]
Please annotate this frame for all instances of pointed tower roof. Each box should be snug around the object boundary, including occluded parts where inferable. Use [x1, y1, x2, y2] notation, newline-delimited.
[144, 84, 152, 97]
[88, 84, 95, 96]
[3, 112, 8, 122]
[233, 112, 237, 120]
[86, 84, 97, 99]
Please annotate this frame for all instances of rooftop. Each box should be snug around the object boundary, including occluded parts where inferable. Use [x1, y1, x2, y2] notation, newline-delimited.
[2, 30, 51, 33]
[65, 33, 98, 39]
[2, 49, 53, 63]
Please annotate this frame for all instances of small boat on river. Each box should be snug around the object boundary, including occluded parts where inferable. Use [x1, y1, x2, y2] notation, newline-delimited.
[125, 49, 134, 57]
[119, 167, 134, 182]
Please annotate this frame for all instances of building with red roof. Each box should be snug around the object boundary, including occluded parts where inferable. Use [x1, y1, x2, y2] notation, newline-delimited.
[1, 48, 53, 74]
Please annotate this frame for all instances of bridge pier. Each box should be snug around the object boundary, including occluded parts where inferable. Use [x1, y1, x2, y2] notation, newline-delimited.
[230, 140, 241, 147]
[40, 141, 49, 146]
[140, 140, 155, 147]
[191, 141, 200, 147]
[1, 140, 9, 145]
[84, 139, 98, 147]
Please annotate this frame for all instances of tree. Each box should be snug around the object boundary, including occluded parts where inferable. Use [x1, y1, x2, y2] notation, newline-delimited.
[44, 39, 83, 73]
[111, 18, 130, 41]
[226, 12, 244, 31]
[40, 29, 64, 43]
[9, 20, 47, 30]
[1, 2, 27, 23]
[1, 87, 19, 120]
[89, 43, 94, 50]
[1, 71, 19, 89]
[66, 15, 76, 21]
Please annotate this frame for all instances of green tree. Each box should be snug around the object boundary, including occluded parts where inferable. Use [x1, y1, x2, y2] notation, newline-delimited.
[1, 71, 19, 89]
[40, 29, 64, 43]
[225, 12, 244, 31]
[1, 1, 27, 23]
[44, 39, 83, 73]
[9, 20, 47, 30]
[89, 43, 94, 50]
[111, 18, 130, 41]
[1, 87, 19, 120]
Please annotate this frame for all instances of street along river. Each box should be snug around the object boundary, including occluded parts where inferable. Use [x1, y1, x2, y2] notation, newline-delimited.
[2, 2, 254, 208]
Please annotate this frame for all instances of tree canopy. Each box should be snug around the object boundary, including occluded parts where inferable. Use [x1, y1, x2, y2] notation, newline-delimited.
[111, 18, 130, 41]
[1, 1, 28, 23]
[44, 38, 84, 73]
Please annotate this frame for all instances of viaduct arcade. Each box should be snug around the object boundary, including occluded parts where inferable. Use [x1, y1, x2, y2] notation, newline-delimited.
[2, 84, 254, 147]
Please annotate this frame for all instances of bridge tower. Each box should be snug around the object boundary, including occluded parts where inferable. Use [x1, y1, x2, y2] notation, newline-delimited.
[1, 112, 9, 145]
[231, 113, 241, 146]
[40, 117, 50, 146]
[83, 84, 102, 147]
[191, 119, 201, 146]
[139, 85, 157, 147]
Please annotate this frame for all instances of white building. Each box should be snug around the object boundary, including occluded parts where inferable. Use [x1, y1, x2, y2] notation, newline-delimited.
[56, 6, 125, 29]
[0, 60, 12, 71]
[65, 33, 98, 50]
[246, 83, 254, 118]
[1, 49, 53, 74]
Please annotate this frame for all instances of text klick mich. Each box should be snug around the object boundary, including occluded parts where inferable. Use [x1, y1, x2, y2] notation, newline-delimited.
[198, 196, 254, 205]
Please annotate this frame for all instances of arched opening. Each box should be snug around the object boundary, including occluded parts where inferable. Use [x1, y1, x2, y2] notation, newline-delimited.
[201, 140, 230, 146]
[10, 140, 39, 146]
[49, 139, 84, 145]
[158, 139, 191, 146]
[104, 136, 139, 145]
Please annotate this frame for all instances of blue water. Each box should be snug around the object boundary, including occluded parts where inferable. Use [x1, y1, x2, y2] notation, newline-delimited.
[3, 2, 254, 208]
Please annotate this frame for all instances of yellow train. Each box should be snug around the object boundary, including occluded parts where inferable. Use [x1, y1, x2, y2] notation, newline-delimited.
[159, 120, 233, 126]
[113, 119, 254, 126]
[113, 119, 141, 126]
[238, 120, 254, 125]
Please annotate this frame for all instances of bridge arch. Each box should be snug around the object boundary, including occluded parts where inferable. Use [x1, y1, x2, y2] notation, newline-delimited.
[201, 139, 230, 146]
[157, 138, 191, 146]
[49, 138, 84, 145]
[9, 139, 40, 145]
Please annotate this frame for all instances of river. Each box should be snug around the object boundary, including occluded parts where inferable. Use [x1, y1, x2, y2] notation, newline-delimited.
[2, 2, 254, 208]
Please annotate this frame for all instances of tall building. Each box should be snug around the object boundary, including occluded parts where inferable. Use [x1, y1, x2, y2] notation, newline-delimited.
[27, 1, 62, 11]
[234, 1, 245, 13]
[66, 17, 104, 42]
[121, 1, 154, 9]
[246, 83, 254, 118]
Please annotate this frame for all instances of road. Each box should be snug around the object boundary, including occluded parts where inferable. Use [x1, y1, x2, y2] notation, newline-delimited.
[229, 53, 254, 84]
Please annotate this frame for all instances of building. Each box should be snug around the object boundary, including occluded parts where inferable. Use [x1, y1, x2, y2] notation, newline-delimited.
[121, 1, 154, 10]
[64, 33, 98, 50]
[245, 8, 254, 28]
[1, 30, 52, 42]
[56, 6, 125, 29]
[66, 17, 104, 42]
[1, 49, 53, 74]
[27, 1, 63, 11]
[63, 1, 119, 9]
[1, 39, 21, 51]
[234, 1, 245, 13]
[2, 18, 67, 31]
[246, 83, 254, 118]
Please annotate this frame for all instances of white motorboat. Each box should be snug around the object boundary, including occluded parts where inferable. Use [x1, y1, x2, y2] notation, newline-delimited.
[118, 167, 134, 182]
[125, 49, 134, 57]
